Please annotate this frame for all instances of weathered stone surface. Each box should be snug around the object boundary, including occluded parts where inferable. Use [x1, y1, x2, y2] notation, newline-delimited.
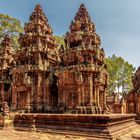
[0, 35, 14, 106]
[0, 4, 109, 114]
[0, 3, 139, 140]
[56, 4, 109, 114]
[13, 113, 139, 140]
[10, 4, 59, 112]
[106, 93, 126, 114]
[126, 67, 140, 115]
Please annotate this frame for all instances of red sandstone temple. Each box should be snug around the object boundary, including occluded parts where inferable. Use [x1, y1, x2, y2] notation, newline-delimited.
[1, 4, 140, 139]
[106, 93, 126, 114]
[126, 67, 140, 115]
[0, 4, 109, 114]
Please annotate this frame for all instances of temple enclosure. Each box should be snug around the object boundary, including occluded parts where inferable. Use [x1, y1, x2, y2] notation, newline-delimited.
[0, 4, 140, 140]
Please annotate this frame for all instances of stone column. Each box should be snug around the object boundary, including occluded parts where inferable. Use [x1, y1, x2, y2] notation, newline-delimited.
[96, 85, 99, 106]
[43, 81, 47, 112]
[94, 84, 96, 105]
[89, 73, 93, 105]
[63, 90, 67, 108]
[30, 85, 34, 112]
[103, 88, 107, 108]
[45, 80, 50, 111]
[82, 84, 85, 105]
[75, 72, 83, 106]
[77, 83, 82, 106]
[36, 73, 42, 111]
[11, 86, 17, 110]
[17, 92, 20, 109]
[27, 90, 31, 112]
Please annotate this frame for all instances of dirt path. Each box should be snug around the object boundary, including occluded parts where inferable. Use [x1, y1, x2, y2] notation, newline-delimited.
[0, 129, 85, 140]
[0, 129, 140, 140]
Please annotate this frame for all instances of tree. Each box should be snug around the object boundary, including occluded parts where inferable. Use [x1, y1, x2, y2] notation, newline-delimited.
[0, 14, 23, 49]
[105, 54, 135, 95]
[54, 35, 64, 46]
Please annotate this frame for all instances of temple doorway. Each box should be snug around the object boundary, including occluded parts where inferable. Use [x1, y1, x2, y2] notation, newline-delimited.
[128, 103, 134, 113]
[18, 91, 28, 110]
[50, 75, 58, 109]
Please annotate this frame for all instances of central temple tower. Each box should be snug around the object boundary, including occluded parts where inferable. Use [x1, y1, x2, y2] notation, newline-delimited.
[56, 4, 109, 113]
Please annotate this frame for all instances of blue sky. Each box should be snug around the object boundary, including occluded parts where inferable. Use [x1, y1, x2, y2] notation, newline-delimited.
[0, 0, 140, 68]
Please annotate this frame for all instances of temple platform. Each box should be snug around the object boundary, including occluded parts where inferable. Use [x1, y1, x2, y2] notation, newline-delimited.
[136, 115, 140, 124]
[12, 113, 140, 140]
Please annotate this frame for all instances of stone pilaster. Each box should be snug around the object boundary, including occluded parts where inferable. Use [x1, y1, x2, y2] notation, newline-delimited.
[11, 86, 17, 110]
[77, 83, 82, 106]
[96, 85, 99, 106]
[27, 90, 31, 112]
[89, 73, 93, 105]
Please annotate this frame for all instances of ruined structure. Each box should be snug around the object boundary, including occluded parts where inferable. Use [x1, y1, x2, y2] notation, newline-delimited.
[11, 5, 59, 112]
[126, 67, 140, 115]
[0, 35, 14, 106]
[106, 93, 126, 114]
[56, 4, 109, 114]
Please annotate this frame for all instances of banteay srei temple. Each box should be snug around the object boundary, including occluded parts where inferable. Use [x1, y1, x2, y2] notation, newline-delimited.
[0, 4, 140, 140]
[0, 4, 109, 114]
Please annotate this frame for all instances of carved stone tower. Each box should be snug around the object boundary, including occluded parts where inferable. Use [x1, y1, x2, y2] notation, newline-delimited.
[0, 35, 14, 106]
[126, 67, 140, 114]
[56, 4, 109, 114]
[11, 5, 59, 112]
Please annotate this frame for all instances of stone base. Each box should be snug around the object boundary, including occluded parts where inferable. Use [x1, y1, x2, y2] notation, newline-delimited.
[72, 106, 103, 114]
[136, 115, 140, 124]
[13, 113, 139, 139]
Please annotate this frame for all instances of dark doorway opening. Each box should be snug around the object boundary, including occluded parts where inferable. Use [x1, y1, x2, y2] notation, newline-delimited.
[50, 75, 58, 111]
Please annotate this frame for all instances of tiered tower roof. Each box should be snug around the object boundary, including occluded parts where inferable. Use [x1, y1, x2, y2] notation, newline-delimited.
[19, 4, 57, 50]
[61, 4, 104, 67]
[13, 4, 58, 74]
[71, 4, 93, 32]
[0, 35, 14, 70]
[74, 4, 91, 22]
[66, 3, 100, 49]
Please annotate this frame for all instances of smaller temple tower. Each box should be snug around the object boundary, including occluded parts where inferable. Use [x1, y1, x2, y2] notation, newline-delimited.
[56, 4, 109, 114]
[126, 67, 140, 114]
[0, 35, 14, 106]
[11, 5, 59, 112]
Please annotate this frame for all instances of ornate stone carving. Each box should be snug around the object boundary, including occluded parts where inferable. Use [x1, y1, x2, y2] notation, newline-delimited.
[126, 67, 140, 114]
[56, 4, 109, 114]
[0, 4, 109, 114]
[10, 4, 59, 112]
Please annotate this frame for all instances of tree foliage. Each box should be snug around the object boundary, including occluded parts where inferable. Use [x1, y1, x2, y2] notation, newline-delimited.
[105, 54, 135, 95]
[0, 14, 23, 48]
[54, 35, 64, 46]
